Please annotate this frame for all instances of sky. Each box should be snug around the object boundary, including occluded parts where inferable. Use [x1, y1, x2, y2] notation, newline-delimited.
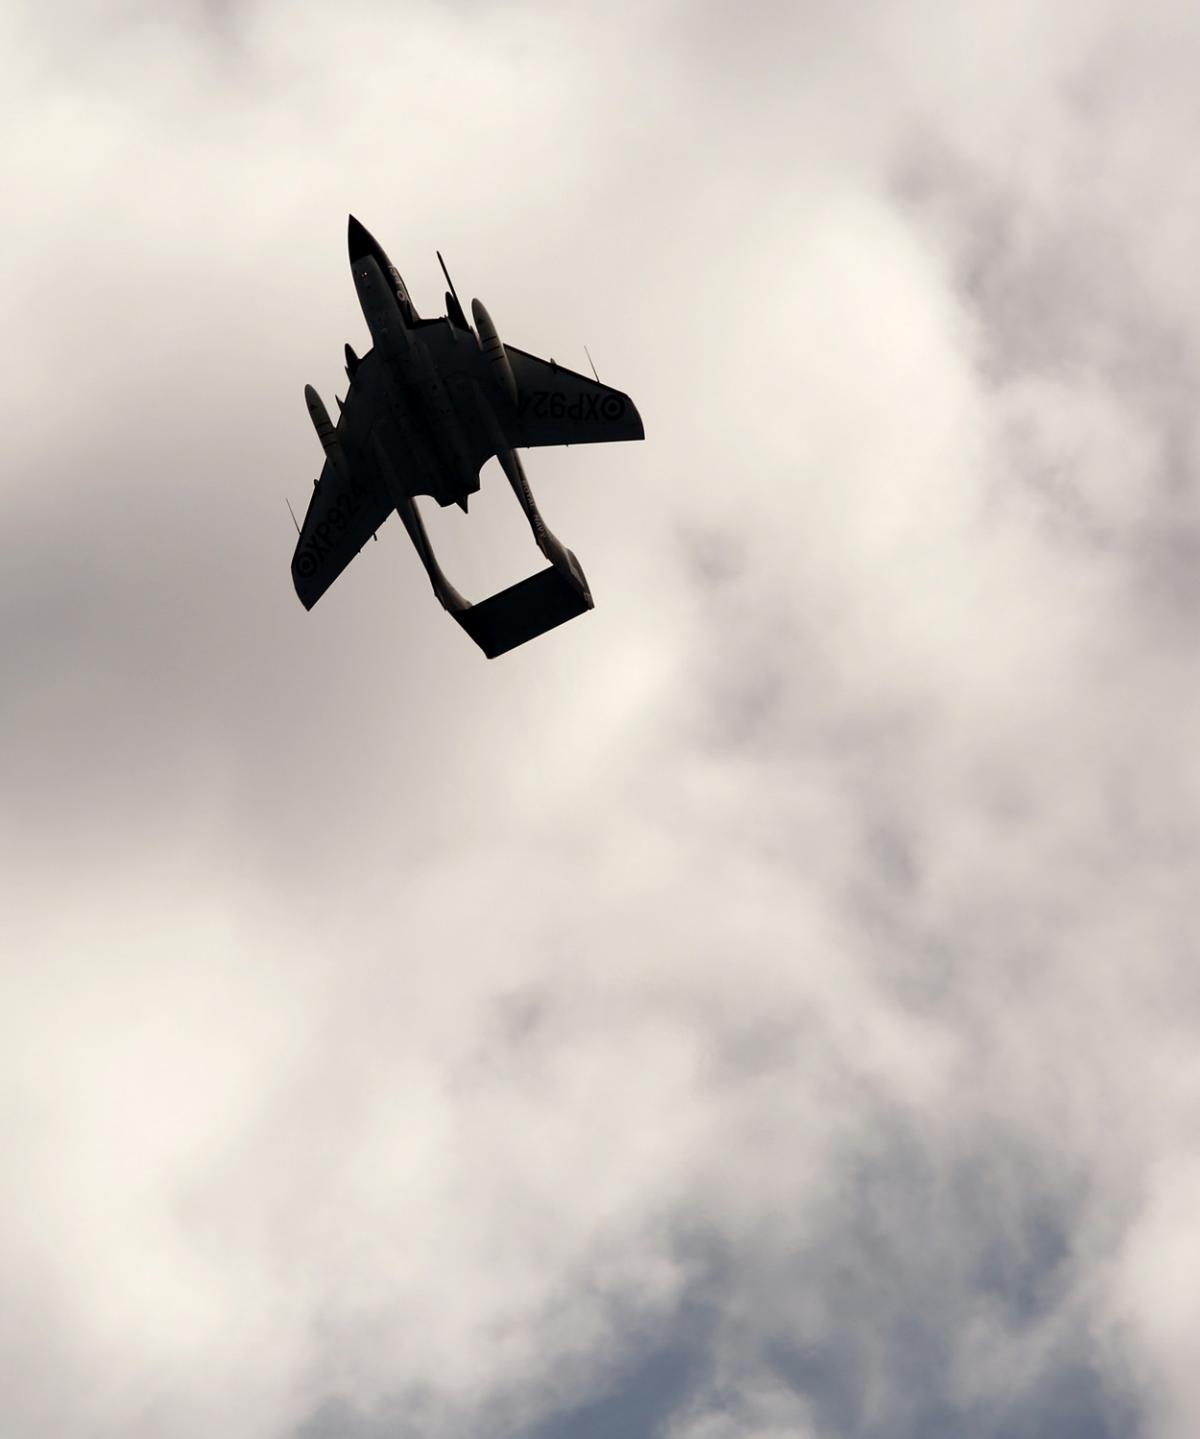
[2, 1, 1199, 1436]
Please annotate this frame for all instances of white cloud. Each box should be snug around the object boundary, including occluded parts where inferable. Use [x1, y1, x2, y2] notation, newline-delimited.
[2, 2, 1198, 1437]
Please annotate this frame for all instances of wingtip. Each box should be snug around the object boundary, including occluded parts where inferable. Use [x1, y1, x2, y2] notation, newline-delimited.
[291, 564, 319, 611]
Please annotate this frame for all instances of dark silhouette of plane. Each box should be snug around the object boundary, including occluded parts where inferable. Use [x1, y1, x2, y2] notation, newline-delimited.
[291, 216, 644, 657]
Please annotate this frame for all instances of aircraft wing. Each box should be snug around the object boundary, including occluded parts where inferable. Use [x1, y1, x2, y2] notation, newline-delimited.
[503, 346, 644, 448]
[291, 450, 394, 610]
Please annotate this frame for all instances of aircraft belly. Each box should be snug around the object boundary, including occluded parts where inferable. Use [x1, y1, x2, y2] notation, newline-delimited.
[404, 352, 485, 502]
[446, 373, 505, 484]
[370, 408, 443, 504]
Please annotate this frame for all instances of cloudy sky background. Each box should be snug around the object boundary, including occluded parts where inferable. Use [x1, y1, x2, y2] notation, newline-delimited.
[3, 1, 1199, 1436]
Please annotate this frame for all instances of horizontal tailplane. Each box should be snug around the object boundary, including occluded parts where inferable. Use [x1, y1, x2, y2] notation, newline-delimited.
[454, 564, 592, 658]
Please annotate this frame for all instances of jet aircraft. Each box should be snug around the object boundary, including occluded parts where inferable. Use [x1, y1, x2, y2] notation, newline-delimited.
[291, 216, 644, 657]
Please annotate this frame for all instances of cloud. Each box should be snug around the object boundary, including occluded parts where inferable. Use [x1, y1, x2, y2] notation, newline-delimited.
[2, 1, 1198, 1437]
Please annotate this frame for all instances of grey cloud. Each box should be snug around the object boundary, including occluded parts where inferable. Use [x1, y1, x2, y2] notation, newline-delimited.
[3, 2, 1199, 1439]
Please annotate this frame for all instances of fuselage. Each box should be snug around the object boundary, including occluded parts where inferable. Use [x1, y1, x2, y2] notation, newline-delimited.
[333, 267, 474, 509]
[348, 251, 501, 510]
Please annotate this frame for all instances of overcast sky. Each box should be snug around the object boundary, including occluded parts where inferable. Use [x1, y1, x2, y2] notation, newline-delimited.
[2, 2, 1199, 1437]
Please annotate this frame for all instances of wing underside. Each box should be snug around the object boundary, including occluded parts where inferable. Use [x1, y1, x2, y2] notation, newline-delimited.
[291, 452, 393, 609]
[503, 346, 644, 448]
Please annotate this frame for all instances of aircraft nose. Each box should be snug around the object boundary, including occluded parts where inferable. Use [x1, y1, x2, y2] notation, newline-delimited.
[347, 214, 375, 263]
